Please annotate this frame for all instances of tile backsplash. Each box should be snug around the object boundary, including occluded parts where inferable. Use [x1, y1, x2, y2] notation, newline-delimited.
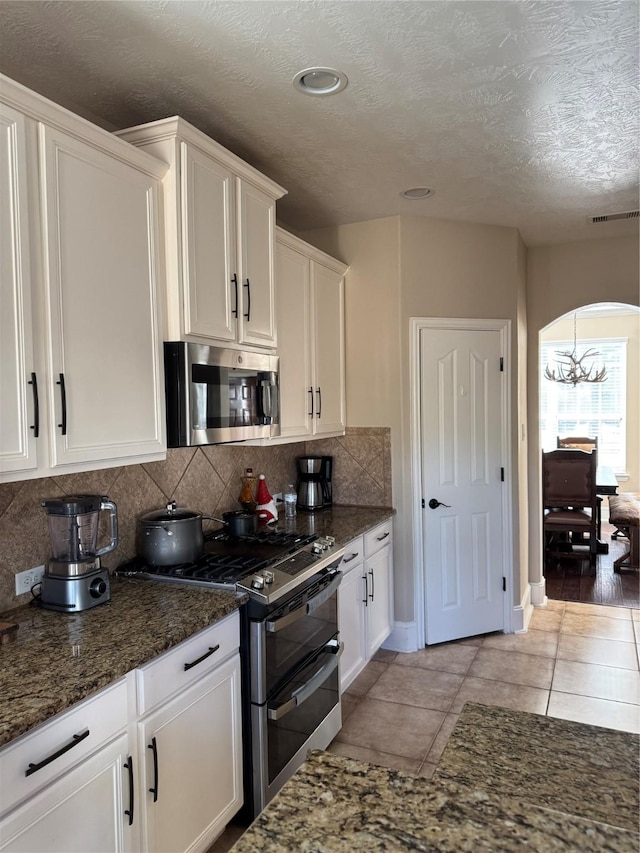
[0, 427, 391, 613]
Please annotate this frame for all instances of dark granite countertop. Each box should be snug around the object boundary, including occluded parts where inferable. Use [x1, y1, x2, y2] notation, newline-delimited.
[232, 704, 639, 852]
[0, 579, 244, 748]
[276, 505, 394, 547]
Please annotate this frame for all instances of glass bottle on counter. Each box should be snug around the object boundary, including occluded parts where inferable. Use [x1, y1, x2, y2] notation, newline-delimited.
[238, 468, 257, 510]
[284, 483, 297, 519]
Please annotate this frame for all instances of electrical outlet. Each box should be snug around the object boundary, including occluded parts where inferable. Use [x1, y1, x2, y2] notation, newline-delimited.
[273, 492, 283, 504]
[15, 565, 45, 595]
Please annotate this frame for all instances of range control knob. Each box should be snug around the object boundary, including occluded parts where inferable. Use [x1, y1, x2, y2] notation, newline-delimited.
[311, 544, 323, 555]
[251, 575, 265, 590]
[263, 571, 274, 585]
[89, 578, 107, 598]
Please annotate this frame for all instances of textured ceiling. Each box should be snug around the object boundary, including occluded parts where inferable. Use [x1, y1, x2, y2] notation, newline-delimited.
[0, 0, 638, 246]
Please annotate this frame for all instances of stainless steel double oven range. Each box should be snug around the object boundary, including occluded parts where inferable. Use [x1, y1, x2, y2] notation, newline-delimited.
[118, 527, 344, 818]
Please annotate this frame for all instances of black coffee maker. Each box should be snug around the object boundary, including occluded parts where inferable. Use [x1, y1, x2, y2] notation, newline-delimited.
[296, 455, 333, 510]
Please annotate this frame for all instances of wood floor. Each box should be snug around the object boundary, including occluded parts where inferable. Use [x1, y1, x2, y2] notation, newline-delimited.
[545, 521, 639, 609]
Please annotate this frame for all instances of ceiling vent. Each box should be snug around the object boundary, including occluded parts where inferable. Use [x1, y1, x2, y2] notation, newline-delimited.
[590, 210, 639, 224]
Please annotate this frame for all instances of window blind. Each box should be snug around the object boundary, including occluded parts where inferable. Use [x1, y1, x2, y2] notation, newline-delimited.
[540, 337, 627, 473]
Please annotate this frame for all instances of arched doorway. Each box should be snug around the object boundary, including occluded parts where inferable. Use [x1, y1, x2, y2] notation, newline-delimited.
[539, 302, 639, 607]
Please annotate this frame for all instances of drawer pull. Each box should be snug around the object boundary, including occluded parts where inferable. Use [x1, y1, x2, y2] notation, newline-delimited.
[376, 531, 390, 541]
[369, 568, 375, 601]
[25, 729, 90, 777]
[362, 573, 368, 607]
[124, 755, 134, 825]
[343, 552, 359, 563]
[148, 736, 159, 802]
[28, 372, 39, 437]
[183, 644, 220, 671]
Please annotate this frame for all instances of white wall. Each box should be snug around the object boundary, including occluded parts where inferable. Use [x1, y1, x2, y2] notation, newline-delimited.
[303, 215, 527, 631]
[527, 235, 640, 592]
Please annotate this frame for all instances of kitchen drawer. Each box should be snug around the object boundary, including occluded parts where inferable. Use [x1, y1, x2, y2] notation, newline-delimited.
[340, 536, 364, 575]
[364, 520, 393, 557]
[135, 610, 239, 716]
[0, 679, 127, 817]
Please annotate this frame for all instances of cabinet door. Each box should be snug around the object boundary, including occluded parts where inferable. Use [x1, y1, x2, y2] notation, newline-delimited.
[275, 241, 312, 439]
[181, 143, 236, 342]
[0, 105, 39, 476]
[365, 546, 394, 657]
[138, 655, 242, 853]
[338, 564, 367, 692]
[237, 179, 277, 348]
[311, 262, 345, 435]
[0, 734, 132, 853]
[40, 125, 165, 467]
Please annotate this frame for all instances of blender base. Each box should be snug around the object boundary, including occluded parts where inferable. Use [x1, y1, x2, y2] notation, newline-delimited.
[40, 569, 111, 613]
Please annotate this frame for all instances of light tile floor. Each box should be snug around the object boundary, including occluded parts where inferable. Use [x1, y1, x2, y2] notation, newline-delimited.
[211, 599, 640, 851]
[329, 599, 640, 778]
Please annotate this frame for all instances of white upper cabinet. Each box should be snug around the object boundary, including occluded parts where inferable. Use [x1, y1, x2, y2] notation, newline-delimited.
[275, 228, 347, 442]
[118, 118, 285, 350]
[0, 74, 168, 483]
[0, 104, 39, 476]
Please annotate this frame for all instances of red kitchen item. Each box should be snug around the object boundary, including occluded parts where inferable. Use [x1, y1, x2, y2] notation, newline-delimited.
[256, 474, 278, 523]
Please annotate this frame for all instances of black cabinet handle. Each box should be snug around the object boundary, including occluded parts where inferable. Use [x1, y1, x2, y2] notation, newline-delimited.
[308, 387, 314, 418]
[124, 755, 134, 825]
[362, 573, 368, 607]
[25, 729, 89, 777]
[231, 274, 239, 318]
[28, 372, 39, 438]
[376, 531, 390, 541]
[368, 569, 375, 601]
[316, 387, 322, 418]
[183, 644, 219, 671]
[148, 737, 159, 802]
[56, 373, 67, 435]
[244, 278, 251, 321]
[343, 552, 359, 563]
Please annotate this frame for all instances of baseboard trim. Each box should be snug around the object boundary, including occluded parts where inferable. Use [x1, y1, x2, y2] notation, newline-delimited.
[529, 578, 547, 608]
[512, 584, 533, 633]
[382, 621, 419, 653]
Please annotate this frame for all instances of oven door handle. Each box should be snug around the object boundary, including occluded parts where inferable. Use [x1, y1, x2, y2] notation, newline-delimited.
[265, 572, 342, 634]
[267, 641, 343, 721]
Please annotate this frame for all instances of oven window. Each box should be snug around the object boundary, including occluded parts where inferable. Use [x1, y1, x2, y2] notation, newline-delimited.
[267, 644, 339, 784]
[264, 595, 337, 697]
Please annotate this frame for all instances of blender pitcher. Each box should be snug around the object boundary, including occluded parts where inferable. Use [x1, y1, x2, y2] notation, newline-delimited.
[42, 495, 118, 572]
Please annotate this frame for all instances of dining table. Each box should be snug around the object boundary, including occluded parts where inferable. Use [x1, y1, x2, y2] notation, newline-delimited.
[596, 464, 619, 551]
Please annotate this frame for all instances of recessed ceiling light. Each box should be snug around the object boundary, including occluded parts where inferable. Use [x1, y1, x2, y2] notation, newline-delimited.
[293, 67, 348, 96]
[401, 187, 434, 200]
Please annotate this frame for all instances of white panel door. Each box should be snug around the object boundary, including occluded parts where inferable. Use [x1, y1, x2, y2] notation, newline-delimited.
[311, 263, 345, 435]
[237, 179, 277, 348]
[275, 241, 313, 438]
[421, 328, 505, 644]
[40, 125, 165, 467]
[181, 143, 236, 342]
[0, 105, 39, 476]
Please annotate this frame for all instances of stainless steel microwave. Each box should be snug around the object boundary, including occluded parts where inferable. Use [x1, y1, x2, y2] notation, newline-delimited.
[164, 342, 279, 446]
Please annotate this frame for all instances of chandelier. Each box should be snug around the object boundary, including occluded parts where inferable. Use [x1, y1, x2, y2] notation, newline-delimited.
[544, 314, 607, 386]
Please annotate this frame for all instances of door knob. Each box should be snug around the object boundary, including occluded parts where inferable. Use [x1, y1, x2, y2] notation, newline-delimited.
[428, 498, 451, 509]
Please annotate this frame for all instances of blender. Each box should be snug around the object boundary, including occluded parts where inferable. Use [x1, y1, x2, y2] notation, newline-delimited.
[40, 495, 118, 612]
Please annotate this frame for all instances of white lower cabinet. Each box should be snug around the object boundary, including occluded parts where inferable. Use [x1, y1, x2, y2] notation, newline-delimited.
[0, 612, 243, 853]
[135, 612, 242, 853]
[338, 521, 394, 692]
[0, 680, 133, 853]
[0, 734, 132, 853]
[137, 654, 242, 853]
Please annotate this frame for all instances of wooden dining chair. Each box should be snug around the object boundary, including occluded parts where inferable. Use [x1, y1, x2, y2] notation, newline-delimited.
[542, 449, 598, 574]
